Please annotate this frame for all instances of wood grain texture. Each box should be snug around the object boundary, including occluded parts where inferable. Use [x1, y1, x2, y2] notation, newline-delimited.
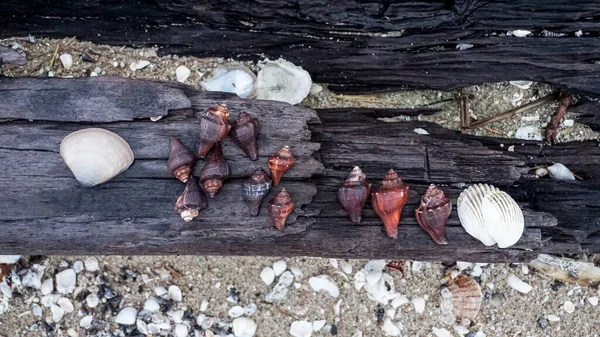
[1, 77, 599, 262]
[0, 46, 26, 65]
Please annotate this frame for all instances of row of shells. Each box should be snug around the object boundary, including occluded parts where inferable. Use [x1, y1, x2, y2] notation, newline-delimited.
[338, 167, 525, 248]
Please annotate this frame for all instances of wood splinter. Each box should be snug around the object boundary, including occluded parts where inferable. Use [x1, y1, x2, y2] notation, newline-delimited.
[469, 93, 557, 129]
[544, 93, 573, 144]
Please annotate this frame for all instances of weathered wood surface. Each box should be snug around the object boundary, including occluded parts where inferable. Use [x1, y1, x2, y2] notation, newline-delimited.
[1, 77, 599, 262]
[0, 46, 25, 66]
[3, 0, 600, 99]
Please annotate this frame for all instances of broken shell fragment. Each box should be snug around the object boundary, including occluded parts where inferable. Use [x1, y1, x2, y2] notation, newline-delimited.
[254, 58, 312, 105]
[242, 168, 272, 216]
[415, 184, 452, 245]
[199, 142, 230, 197]
[457, 184, 524, 248]
[268, 188, 295, 231]
[371, 169, 409, 238]
[201, 65, 256, 99]
[60, 128, 134, 187]
[175, 176, 208, 222]
[167, 137, 195, 183]
[268, 146, 295, 187]
[506, 273, 532, 294]
[198, 104, 232, 157]
[231, 112, 259, 160]
[445, 275, 482, 320]
[337, 166, 371, 223]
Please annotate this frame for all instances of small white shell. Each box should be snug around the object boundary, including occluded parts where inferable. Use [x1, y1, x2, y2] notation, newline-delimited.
[228, 305, 245, 318]
[509, 80, 533, 90]
[381, 318, 401, 336]
[60, 128, 134, 187]
[563, 300, 575, 313]
[289, 320, 313, 337]
[412, 297, 426, 314]
[535, 168, 548, 177]
[233, 317, 257, 337]
[59, 54, 73, 70]
[254, 58, 312, 105]
[260, 267, 275, 286]
[506, 273, 532, 294]
[457, 184, 524, 248]
[175, 65, 191, 83]
[547, 163, 575, 180]
[272, 260, 287, 276]
[511, 30, 532, 37]
[201, 65, 256, 98]
[308, 275, 339, 298]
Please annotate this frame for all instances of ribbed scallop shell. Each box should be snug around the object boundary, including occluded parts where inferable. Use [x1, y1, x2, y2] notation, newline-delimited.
[457, 184, 524, 248]
[60, 128, 134, 187]
[445, 275, 482, 321]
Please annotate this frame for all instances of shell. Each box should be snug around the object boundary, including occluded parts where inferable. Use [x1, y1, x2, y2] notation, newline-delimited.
[242, 168, 272, 216]
[231, 112, 259, 160]
[268, 146, 295, 187]
[457, 184, 524, 248]
[175, 176, 208, 222]
[198, 104, 232, 157]
[445, 275, 482, 321]
[415, 184, 452, 245]
[268, 188, 295, 231]
[200, 65, 256, 98]
[167, 137, 195, 183]
[547, 163, 575, 180]
[254, 58, 312, 105]
[60, 128, 134, 187]
[199, 142, 230, 197]
[337, 166, 371, 223]
[371, 169, 409, 238]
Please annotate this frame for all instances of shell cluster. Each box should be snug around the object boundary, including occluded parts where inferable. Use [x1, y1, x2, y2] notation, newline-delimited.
[166, 104, 296, 229]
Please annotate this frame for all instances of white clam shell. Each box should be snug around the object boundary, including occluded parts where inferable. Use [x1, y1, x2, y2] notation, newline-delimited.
[254, 58, 312, 105]
[60, 128, 134, 187]
[547, 163, 575, 180]
[201, 65, 256, 98]
[457, 184, 524, 248]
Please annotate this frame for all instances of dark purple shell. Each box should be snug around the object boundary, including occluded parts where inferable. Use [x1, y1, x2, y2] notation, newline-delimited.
[199, 142, 230, 197]
[337, 166, 370, 223]
[231, 112, 259, 161]
[167, 137, 195, 183]
[175, 176, 208, 221]
[415, 184, 452, 244]
[242, 168, 272, 216]
[198, 104, 232, 157]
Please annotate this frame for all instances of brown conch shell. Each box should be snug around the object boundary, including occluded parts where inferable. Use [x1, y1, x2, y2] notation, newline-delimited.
[268, 188, 295, 231]
[415, 184, 452, 245]
[268, 146, 295, 187]
[198, 104, 232, 157]
[175, 176, 208, 222]
[443, 275, 482, 321]
[242, 168, 272, 216]
[167, 137, 195, 183]
[371, 169, 409, 239]
[231, 112, 259, 161]
[199, 142, 230, 197]
[337, 166, 371, 223]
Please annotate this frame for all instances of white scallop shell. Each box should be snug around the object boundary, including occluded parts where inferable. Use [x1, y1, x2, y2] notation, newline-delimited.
[60, 128, 134, 187]
[254, 58, 312, 105]
[201, 65, 256, 98]
[457, 184, 524, 248]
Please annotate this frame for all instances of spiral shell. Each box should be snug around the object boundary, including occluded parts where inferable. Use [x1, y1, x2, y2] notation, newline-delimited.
[199, 142, 230, 197]
[198, 104, 232, 157]
[231, 112, 259, 161]
[268, 146, 295, 187]
[268, 188, 295, 231]
[242, 168, 272, 216]
[457, 184, 524, 248]
[167, 137, 195, 183]
[371, 169, 409, 239]
[415, 184, 452, 245]
[442, 275, 482, 321]
[337, 166, 371, 223]
[60, 128, 134, 187]
[175, 176, 208, 222]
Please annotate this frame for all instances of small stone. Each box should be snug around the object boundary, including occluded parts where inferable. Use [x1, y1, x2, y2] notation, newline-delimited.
[490, 293, 504, 307]
[265, 271, 294, 303]
[547, 314, 560, 322]
[59, 54, 73, 70]
[115, 307, 137, 325]
[537, 317, 548, 329]
[563, 119, 574, 127]
[174, 324, 189, 337]
[412, 297, 426, 314]
[413, 128, 429, 135]
[80, 315, 93, 329]
[57, 297, 74, 313]
[290, 266, 304, 280]
[588, 296, 599, 306]
[310, 83, 323, 95]
[176, 65, 192, 83]
[84, 257, 99, 272]
[272, 260, 287, 276]
[168, 285, 183, 301]
[521, 265, 529, 274]
[32, 303, 43, 317]
[112, 61, 119, 67]
[72, 261, 84, 273]
[563, 300, 575, 313]
[260, 267, 276, 286]
[56, 269, 77, 294]
[290, 320, 313, 337]
[294, 282, 301, 289]
[228, 305, 245, 318]
[85, 293, 99, 308]
[575, 30, 583, 37]
[94, 67, 102, 74]
[244, 303, 257, 316]
[90, 72, 98, 77]
[51, 304, 64, 322]
[507, 145, 515, 152]
[144, 298, 160, 312]
[200, 298, 209, 312]
[41, 278, 53, 295]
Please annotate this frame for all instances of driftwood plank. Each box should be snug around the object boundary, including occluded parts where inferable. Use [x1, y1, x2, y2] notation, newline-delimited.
[0, 46, 25, 65]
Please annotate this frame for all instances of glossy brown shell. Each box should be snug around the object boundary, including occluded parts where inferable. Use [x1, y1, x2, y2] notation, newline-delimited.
[167, 137, 195, 183]
[231, 112, 259, 161]
[337, 166, 371, 223]
[242, 167, 272, 216]
[447, 275, 482, 321]
[199, 142, 230, 197]
[268, 146, 295, 187]
[415, 184, 452, 244]
[371, 169, 409, 238]
[198, 104, 232, 157]
[175, 176, 208, 222]
[268, 188, 295, 231]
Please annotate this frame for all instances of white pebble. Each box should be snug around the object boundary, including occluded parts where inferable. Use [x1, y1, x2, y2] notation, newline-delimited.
[168, 285, 183, 302]
[330, 259, 339, 269]
[575, 30, 583, 37]
[200, 298, 209, 312]
[112, 61, 119, 67]
[174, 324, 189, 337]
[272, 260, 287, 276]
[313, 320, 326, 331]
[144, 297, 160, 312]
[260, 267, 275, 286]
[411, 261, 424, 272]
[41, 278, 53, 295]
[176, 65, 192, 83]
[51, 304, 64, 322]
[563, 119, 574, 127]
[521, 265, 529, 274]
[84, 257, 99, 272]
[340, 261, 353, 275]
[290, 266, 304, 280]
[563, 300, 575, 313]
[85, 293, 99, 308]
[412, 297, 426, 314]
[80, 315, 93, 329]
[309, 275, 339, 298]
[294, 282, 302, 289]
[129, 60, 150, 71]
[90, 72, 98, 77]
[265, 271, 294, 303]
[59, 54, 73, 70]
[228, 305, 245, 318]
[72, 260, 84, 273]
[588, 296, 598, 306]
[57, 297, 74, 313]
[506, 274, 532, 294]
[547, 314, 560, 322]
[290, 320, 313, 337]
[244, 303, 257, 316]
[115, 307, 138, 325]
[233, 317, 257, 337]
[32, 303, 43, 317]
[433, 327, 452, 337]
[381, 318, 400, 336]
[196, 314, 206, 326]
[56, 269, 76, 294]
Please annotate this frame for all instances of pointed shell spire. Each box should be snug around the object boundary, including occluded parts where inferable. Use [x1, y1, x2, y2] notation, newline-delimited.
[230, 112, 260, 160]
[268, 146, 295, 187]
[175, 176, 208, 222]
[167, 137, 195, 183]
[371, 169, 409, 238]
[242, 168, 272, 216]
[268, 188, 295, 231]
[337, 166, 371, 223]
[199, 142, 230, 197]
[415, 184, 452, 245]
[198, 104, 232, 157]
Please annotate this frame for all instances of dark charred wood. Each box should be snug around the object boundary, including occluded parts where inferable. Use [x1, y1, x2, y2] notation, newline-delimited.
[0, 46, 26, 66]
[569, 98, 600, 132]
